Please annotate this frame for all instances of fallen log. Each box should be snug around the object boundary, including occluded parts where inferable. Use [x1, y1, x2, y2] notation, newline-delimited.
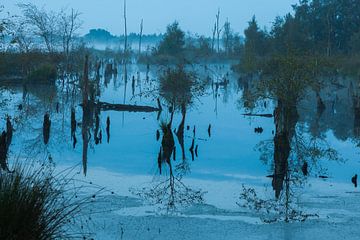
[242, 113, 273, 118]
[96, 101, 161, 112]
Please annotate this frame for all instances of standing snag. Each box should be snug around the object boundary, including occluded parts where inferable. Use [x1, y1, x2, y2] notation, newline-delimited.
[106, 116, 110, 143]
[352, 174, 358, 188]
[0, 131, 8, 171]
[6, 116, 13, 150]
[43, 113, 51, 145]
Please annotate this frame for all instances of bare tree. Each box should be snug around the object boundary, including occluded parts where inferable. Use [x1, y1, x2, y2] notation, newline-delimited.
[138, 18, 143, 55]
[215, 8, 222, 53]
[211, 22, 216, 52]
[59, 8, 82, 57]
[0, 5, 15, 51]
[12, 19, 34, 52]
[18, 3, 58, 53]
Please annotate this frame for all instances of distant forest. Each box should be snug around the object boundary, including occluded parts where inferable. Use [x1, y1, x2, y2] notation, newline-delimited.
[83, 28, 163, 44]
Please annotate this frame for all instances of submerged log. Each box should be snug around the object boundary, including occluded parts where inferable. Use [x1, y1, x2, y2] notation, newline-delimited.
[242, 113, 273, 118]
[96, 101, 161, 112]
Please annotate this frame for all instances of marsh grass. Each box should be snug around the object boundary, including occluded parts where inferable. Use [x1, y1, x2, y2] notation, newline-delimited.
[0, 162, 99, 239]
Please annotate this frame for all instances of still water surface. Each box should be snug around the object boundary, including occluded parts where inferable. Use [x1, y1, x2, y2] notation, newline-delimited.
[1, 63, 359, 221]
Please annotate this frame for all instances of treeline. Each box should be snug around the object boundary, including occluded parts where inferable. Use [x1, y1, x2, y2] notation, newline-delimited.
[237, 0, 360, 74]
[84, 28, 163, 43]
[147, 21, 244, 64]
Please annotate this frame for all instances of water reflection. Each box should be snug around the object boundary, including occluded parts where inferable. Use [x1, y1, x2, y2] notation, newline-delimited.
[239, 56, 346, 222]
[132, 111, 205, 211]
[130, 66, 210, 210]
[0, 56, 359, 220]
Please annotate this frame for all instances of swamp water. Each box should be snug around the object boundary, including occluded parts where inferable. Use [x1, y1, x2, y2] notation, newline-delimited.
[0, 63, 359, 239]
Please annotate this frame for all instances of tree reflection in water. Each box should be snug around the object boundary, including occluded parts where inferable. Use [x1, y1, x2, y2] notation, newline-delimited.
[238, 55, 344, 222]
[131, 114, 206, 211]
[131, 66, 207, 211]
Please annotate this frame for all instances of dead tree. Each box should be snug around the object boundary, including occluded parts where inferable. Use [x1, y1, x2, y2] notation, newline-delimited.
[211, 22, 216, 52]
[0, 117, 14, 171]
[0, 131, 8, 171]
[6, 116, 13, 150]
[216, 8, 222, 53]
[242, 113, 273, 118]
[176, 104, 186, 160]
[43, 113, 51, 145]
[106, 116, 110, 143]
[81, 108, 89, 175]
[123, 0, 128, 53]
[96, 101, 161, 112]
[94, 114, 100, 144]
[82, 55, 89, 108]
[138, 19, 143, 55]
[71, 108, 76, 139]
[59, 8, 82, 58]
[81, 55, 90, 175]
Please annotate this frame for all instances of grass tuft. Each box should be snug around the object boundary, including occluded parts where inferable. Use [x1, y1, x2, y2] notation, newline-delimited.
[0, 162, 93, 239]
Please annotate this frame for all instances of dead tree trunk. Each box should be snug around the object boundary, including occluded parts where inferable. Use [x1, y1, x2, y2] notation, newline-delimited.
[138, 19, 143, 55]
[106, 116, 110, 143]
[81, 55, 90, 175]
[6, 116, 13, 150]
[0, 131, 8, 171]
[123, 0, 128, 54]
[272, 101, 298, 199]
[216, 8, 221, 53]
[212, 22, 216, 52]
[71, 108, 76, 139]
[82, 55, 89, 108]
[43, 113, 51, 145]
[176, 103, 186, 160]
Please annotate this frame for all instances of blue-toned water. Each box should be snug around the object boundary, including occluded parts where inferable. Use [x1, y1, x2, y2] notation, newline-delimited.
[1, 63, 359, 213]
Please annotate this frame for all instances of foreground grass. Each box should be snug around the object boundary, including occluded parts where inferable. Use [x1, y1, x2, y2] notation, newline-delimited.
[0, 163, 93, 239]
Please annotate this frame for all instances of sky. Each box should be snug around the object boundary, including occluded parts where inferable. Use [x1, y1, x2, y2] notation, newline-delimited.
[2, 0, 298, 36]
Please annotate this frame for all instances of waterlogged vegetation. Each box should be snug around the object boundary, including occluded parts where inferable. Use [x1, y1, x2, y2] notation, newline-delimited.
[0, 0, 360, 239]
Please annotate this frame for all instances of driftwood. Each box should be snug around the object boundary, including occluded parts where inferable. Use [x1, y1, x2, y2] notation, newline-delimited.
[96, 101, 161, 113]
[242, 113, 273, 118]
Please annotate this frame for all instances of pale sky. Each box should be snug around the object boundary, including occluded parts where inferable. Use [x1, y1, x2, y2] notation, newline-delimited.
[2, 0, 298, 36]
